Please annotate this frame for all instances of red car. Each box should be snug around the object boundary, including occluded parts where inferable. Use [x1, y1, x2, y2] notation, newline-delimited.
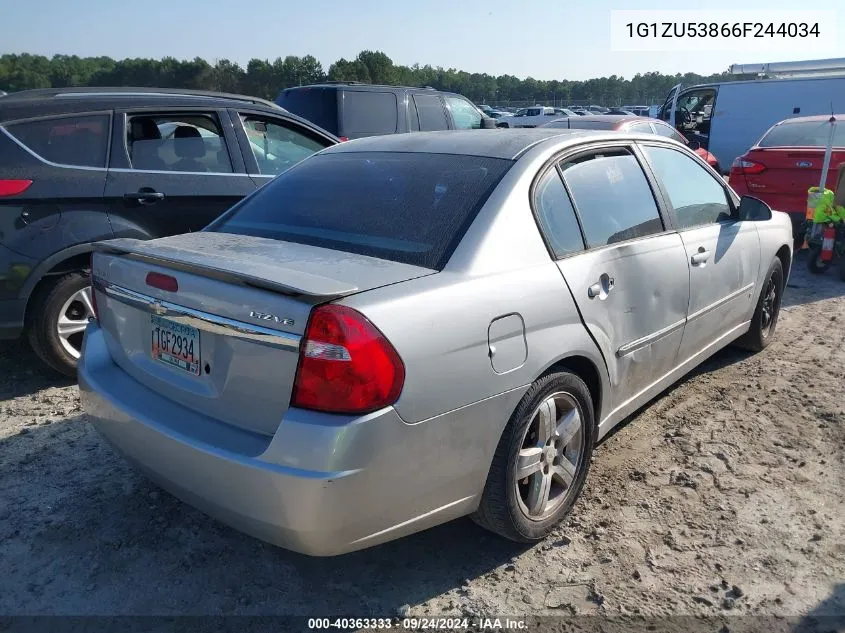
[541, 115, 720, 170]
[730, 114, 845, 236]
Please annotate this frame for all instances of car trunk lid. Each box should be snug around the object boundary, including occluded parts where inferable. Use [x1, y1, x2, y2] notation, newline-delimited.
[738, 147, 845, 213]
[91, 232, 435, 436]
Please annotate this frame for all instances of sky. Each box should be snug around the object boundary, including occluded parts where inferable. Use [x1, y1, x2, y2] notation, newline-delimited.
[1, 0, 844, 81]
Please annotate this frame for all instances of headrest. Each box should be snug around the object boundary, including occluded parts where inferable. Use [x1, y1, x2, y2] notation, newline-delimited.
[172, 126, 205, 158]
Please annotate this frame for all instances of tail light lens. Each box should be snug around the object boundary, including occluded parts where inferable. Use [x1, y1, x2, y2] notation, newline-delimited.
[291, 304, 405, 414]
[0, 179, 33, 197]
[731, 157, 766, 175]
[145, 271, 179, 292]
[338, 136, 349, 142]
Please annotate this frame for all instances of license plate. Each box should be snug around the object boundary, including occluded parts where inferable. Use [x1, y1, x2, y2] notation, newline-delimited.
[150, 315, 201, 376]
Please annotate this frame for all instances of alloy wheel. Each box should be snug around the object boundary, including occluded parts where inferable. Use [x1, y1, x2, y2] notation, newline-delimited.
[514, 392, 585, 521]
[56, 285, 95, 359]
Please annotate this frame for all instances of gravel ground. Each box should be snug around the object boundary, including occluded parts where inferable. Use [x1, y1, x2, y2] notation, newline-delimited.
[1, 255, 843, 626]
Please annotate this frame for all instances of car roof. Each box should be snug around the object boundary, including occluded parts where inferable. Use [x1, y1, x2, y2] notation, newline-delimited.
[322, 129, 604, 160]
[0, 87, 286, 121]
[775, 113, 844, 124]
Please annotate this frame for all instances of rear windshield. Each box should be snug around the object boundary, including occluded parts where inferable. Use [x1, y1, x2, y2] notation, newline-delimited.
[276, 88, 338, 135]
[210, 151, 512, 269]
[759, 120, 845, 147]
[565, 119, 618, 130]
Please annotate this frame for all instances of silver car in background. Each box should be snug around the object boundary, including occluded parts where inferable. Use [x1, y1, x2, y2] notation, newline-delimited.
[79, 129, 793, 555]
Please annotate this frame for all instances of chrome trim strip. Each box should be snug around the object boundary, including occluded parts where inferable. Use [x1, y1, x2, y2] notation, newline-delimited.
[687, 282, 755, 322]
[107, 167, 252, 177]
[93, 279, 300, 351]
[617, 317, 686, 358]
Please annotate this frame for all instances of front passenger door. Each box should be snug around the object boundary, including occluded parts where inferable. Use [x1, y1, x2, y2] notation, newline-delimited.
[640, 144, 761, 364]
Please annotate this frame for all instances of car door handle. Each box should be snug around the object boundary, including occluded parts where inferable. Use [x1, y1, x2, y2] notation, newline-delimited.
[124, 190, 165, 205]
[588, 274, 615, 299]
[690, 248, 710, 266]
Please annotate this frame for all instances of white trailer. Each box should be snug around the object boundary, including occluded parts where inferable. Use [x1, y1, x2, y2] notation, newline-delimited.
[658, 58, 845, 173]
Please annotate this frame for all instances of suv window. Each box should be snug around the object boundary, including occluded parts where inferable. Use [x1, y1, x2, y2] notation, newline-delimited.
[4, 114, 109, 167]
[444, 96, 482, 130]
[212, 152, 512, 270]
[533, 168, 585, 258]
[127, 113, 232, 173]
[561, 150, 664, 247]
[276, 87, 338, 135]
[641, 145, 732, 229]
[240, 115, 326, 176]
[341, 91, 398, 137]
[527, 108, 542, 116]
[413, 94, 449, 131]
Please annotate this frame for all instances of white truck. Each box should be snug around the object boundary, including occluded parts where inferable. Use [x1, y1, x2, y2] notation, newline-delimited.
[495, 106, 560, 128]
[658, 57, 845, 173]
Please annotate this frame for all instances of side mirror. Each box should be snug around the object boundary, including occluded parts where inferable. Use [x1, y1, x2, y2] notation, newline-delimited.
[481, 117, 498, 130]
[738, 195, 773, 222]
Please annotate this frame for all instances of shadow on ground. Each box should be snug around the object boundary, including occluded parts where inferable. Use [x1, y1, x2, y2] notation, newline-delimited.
[0, 414, 529, 616]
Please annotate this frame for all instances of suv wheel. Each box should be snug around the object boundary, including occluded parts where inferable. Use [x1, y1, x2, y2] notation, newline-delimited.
[27, 272, 94, 376]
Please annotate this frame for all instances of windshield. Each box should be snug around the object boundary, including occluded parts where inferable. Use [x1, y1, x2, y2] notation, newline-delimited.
[759, 120, 844, 148]
[210, 151, 512, 269]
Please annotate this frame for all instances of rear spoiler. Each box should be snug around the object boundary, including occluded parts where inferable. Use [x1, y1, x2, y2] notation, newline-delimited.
[93, 238, 360, 299]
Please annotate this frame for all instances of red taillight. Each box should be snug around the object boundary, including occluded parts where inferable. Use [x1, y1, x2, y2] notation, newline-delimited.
[731, 157, 766, 175]
[0, 179, 33, 197]
[291, 304, 405, 414]
[338, 136, 349, 142]
[145, 272, 179, 292]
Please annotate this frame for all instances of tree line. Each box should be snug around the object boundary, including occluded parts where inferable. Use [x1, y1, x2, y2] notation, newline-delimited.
[0, 50, 742, 106]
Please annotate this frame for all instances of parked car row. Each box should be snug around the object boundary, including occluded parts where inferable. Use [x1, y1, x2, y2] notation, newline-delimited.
[2, 83, 795, 558]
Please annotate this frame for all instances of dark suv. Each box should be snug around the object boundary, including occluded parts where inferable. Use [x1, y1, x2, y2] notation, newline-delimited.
[0, 87, 338, 375]
[276, 82, 494, 140]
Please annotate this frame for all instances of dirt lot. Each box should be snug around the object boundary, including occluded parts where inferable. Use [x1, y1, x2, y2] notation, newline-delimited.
[1, 255, 843, 626]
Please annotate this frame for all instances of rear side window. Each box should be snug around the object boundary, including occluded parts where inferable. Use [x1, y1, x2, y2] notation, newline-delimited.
[211, 152, 512, 269]
[565, 119, 618, 130]
[533, 169, 585, 258]
[651, 121, 687, 143]
[126, 113, 232, 173]
[414, 95, 449, 131]
[341, 91, 398, 137]
[276, 88, 338, 135]
[4, 114, 109, 167]
[759, 120, 845, 147]
[561, 150, 664, 247]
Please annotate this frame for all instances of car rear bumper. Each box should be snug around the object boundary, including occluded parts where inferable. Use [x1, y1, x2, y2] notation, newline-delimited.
[78, 324, 510, 555]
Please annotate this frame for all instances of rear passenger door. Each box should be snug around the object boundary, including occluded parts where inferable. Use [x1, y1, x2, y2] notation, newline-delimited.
[639, 143, 760, 363]
[229, 109, 335, 188]
[412, 94, 450, 131]
[104, 108, 255, 240]
[544, 145, 691, 410]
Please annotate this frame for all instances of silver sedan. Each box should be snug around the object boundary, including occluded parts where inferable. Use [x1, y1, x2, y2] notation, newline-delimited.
[79, 129, 793, 555]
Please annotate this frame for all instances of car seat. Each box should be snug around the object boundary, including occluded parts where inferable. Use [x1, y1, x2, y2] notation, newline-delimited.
[171, 126, 209, 172]
[130, 118, 167, 170]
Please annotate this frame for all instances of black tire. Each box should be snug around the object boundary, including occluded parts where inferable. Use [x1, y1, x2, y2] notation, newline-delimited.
[497, 122, 509, 128]
[472, 371, 595, 543]
[807, 245, 830, 274]
[736, 258, 783, 353]
[27, 272, 92, 377]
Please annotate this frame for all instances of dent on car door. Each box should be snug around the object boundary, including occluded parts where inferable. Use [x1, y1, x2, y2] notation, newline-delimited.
[537, 147, 691, 411]
[104, 109, 255, 239]
[232, 110, 333, 188]
[640, 143, 760, 363]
